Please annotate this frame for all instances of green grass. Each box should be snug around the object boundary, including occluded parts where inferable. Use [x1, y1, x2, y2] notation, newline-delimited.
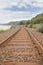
[0, 30, 9, 34]
[0, 30, 5, 33]
[38, 26, 43, 33]
[42, 62, 43, 65]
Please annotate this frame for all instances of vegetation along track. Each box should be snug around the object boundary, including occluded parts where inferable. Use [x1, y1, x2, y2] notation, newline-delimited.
[0, 27, 43, 65]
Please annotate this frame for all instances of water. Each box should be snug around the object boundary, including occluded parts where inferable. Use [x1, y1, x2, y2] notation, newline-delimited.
[0, 25, 11, 30]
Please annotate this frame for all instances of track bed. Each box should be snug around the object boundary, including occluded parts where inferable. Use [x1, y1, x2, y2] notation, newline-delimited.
[0, 27, 43, 65]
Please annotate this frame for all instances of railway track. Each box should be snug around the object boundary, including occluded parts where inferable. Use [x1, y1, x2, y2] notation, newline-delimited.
[0, 27, 43, 65]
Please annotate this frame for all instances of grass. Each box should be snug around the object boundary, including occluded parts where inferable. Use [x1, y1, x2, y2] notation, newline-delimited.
[29, 23, 43, 33]
[0, 30, 5, 33]
[38, 26, 43, 33]
[0, 29, 9, 34]
[42, 62, 43, 65]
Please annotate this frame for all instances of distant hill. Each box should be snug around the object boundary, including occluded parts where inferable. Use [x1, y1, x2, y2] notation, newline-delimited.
[18, 13, 43, 25]
[0, 20, 28, 25]
[0, 21, 19, 25]
[18, 20, 29, 25]
[1, 20, 28, 25]
[30, 13, 43, 24]
[0, 13, 43, 26]
[27, 13, 43, 33]
[7, 21, 18, 25]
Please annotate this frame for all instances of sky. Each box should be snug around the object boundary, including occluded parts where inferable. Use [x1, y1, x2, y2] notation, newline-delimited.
[0, 0, 43, 24]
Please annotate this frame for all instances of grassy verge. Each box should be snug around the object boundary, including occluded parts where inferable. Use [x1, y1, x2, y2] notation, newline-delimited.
[0, 29, 9, 34]
[29, 23, 43, 33]
[38, 26, 43, 33]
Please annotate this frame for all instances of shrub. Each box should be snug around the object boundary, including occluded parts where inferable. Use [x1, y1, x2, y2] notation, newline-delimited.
[29, 24, 33, 28]
[38, 26, 43, 33]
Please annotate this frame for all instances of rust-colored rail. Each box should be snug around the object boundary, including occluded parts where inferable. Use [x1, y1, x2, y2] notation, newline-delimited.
[26, 28, 43, 57]
[0, 26, 21, 45]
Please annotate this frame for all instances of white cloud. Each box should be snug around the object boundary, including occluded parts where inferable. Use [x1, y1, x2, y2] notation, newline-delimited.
[0, 10, 35, 23]
[20, 0, 43, 8]
[0, 0, 43, 24]
[12, 0, 43, 8]
[0, 9, 43, 24]
[0, 0, 43, 9]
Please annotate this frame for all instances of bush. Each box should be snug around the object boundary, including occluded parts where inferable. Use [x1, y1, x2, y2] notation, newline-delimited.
[29, 24, 33, 28]
[38, 26, 43, 33]
[19, 21, 25, 25]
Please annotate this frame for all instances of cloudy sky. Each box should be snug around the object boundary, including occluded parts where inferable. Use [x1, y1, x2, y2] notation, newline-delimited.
[0, 0, 43, 24]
